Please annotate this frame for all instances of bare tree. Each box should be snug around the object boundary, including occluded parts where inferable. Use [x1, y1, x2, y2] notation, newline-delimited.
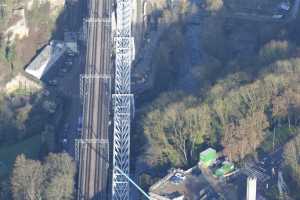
[203, 0, 224, 12]
[10, 153, 76, 200]
[11, 154, 43, 200]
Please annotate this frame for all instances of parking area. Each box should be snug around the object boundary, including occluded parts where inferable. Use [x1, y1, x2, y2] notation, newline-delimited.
[42, 50, 80, 92]
[40, 41, 84, 154]
[150, 168, 220, 200]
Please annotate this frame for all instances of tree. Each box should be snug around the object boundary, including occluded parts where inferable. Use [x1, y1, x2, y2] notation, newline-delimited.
[142, 95, 212, 166]
[203, 0, 224, 12]
[0, 180, 11, 200]
[178, 0, 192, 17]
[222, 111, 269, 161]
[271, 94, 289, 126]
[43, 153, 76, 200]
[11, 154, 43, 200]
[283, 133, 300, 198]
[10, 153, 76, 200]
[259, 40, 292, 64]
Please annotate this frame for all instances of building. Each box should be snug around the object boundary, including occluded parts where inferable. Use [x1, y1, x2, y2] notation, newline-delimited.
[214, 161, 235, 177]
[247, 176, 257, 200]
[25, 41, 65, 79]
[199, 148, 217, 167]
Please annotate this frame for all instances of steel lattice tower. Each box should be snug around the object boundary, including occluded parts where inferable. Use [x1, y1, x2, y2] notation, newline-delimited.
[112, 0, 134, 199]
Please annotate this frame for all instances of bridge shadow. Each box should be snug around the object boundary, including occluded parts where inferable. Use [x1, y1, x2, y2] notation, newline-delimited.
[51, 0, 86, 40]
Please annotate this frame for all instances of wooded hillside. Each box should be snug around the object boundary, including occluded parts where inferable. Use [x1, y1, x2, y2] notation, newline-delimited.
[136, 1, 300, 197]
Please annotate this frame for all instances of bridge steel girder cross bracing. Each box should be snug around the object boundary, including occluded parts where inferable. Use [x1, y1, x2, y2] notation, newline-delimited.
[112, 94, 132, 200]
[112, 0, 134, 199]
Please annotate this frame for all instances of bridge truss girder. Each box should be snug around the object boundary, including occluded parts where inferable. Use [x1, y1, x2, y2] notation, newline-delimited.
[112, 0, 134, 199]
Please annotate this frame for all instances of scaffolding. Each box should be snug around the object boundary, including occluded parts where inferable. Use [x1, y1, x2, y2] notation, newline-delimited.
[112, 0, 134, 199]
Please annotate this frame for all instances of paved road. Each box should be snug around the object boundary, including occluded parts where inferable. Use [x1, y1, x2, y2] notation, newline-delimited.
[291, 0, 300, 19]
[51, 0, 85, 157]
[76, 0, 112, 199]
[177, 0, 203, 92]
[230, 0, 300, 22]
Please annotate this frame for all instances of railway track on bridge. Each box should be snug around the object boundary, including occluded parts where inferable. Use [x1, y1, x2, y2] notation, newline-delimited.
[77, 0, 112, 199]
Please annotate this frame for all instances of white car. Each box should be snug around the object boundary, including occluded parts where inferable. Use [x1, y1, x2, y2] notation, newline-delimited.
[272, 14, 283, 19]
[174, 172, 186, 180]
[77, 115, 83, 133]
[60, 68, 68, 73]
[48, 79, 58, 86]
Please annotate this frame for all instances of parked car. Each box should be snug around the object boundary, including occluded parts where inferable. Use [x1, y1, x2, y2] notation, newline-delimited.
[65, 59, 73, 66]
[77, 115, 83, 134]
[48, 79, 58, 86]
[170, 172, 186, 185]
[174, 172, 186, 180]
[62, 131, 68, 148]
[42, 90, 50, 96]
[67, 50, 75, 57]
[64, 123, 69, 132]
[272, 14, 283, 19]
[170, 176, 182, 185]
[60, 67, 69, 73]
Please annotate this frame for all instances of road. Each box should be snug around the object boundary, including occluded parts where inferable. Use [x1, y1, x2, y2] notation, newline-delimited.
[46, 0, 86, 158]
[291, 0, 300, 19]
[77, 0, 112, 199]
[230, 0, 300, 22]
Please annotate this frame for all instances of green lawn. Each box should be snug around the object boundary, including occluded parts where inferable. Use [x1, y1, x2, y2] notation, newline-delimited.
[0, 135, 42, 179]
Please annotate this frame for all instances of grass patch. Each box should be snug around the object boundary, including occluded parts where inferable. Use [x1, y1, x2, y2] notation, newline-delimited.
[0, 133, 48, 179]
[12, 88, 34, 96]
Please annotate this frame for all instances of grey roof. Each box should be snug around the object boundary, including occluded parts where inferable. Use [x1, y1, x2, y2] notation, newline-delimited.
[26, 41, 65, 71]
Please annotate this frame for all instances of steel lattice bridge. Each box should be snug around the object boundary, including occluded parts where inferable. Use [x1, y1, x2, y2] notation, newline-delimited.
[112, 0, 134, 199]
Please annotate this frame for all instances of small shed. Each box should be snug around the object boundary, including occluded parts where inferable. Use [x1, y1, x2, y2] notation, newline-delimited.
[214, 161, 234, 177]
[199, 148, 217, 167]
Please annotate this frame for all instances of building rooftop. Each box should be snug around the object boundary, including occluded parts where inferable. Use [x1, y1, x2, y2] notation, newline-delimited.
[200, 148, 217, 167]
[25, 40, 65, 79]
